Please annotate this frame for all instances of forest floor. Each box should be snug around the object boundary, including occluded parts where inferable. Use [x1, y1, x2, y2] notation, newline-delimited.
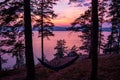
[1, 54, 120, 80]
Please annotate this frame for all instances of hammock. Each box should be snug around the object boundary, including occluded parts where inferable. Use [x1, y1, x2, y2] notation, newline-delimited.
[38, 55, 79, 72]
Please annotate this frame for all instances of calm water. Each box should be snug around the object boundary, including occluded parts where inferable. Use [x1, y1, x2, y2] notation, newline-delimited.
[2, 31, 110, 69]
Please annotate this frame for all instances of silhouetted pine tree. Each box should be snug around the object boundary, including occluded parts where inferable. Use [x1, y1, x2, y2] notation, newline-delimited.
[0, 39, 9, 71]
[69, 0, 99, 79]
[0, 0, 23, 26]
[70, 0, 107, 58]
[0, 30, 9, 71]
[31, 0, 57, 61]
[71, 9, 92, 57]
[104, 0, 120, 54]
[0, 0, 36, 78]
[54, 40, 67, 58]
[98, 0, 108, 54]
[0, 0, 23, 70]
[0, 26, 24, 70]
[10, 37, 25, 69]
[0, 55, 1, 70]
[0, 0, 56, 78]
[0, 50, 7, 70]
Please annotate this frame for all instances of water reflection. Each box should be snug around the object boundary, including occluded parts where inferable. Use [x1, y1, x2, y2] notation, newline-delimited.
[33, 31, 81, 64]
[3, 31, 81, 69]
[2, 31, 110, 69]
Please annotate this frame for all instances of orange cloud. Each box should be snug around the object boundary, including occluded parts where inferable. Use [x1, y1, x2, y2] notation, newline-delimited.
[52, 19, 73, 26]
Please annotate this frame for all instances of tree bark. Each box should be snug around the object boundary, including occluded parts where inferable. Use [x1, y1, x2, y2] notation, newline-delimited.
[24, 0, 35, 79]
[41, 0, 44, 61]
[0, 55, 2, 71]
[91, 0, 99, 80]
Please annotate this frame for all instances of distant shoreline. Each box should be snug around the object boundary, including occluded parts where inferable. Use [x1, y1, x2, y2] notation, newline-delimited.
[0, 26, 112, 32]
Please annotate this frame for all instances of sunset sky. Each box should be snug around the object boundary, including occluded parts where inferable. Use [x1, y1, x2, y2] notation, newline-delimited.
[0, 0, 90, 27]
[52, 0, 90, 27]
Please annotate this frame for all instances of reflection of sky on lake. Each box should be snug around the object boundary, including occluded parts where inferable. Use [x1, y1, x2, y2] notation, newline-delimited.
[2, 31, 110, 69]
[2, 31, 81, 69]
[33, 31, 81, 64]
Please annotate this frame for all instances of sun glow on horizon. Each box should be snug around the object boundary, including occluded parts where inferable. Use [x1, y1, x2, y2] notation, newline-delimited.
[53, 0, 89, 27]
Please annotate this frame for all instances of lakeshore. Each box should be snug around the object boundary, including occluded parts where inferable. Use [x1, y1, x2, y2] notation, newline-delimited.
[1, 54, 120, 80]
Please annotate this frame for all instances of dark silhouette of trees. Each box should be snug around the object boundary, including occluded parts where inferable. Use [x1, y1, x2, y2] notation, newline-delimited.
[98, 0, 108, 54]
[0, 0, 57, 78]
[0, 0, 23, 70]
[0, 26, 24, 70]
[0, 55, 2, 71]
[0, 54, 1, 70]
[54, 40, 67, 58]
[104, 0, 120, 54]
[24, 0, 35, 79]
[70, 0, 107, 58]
[71, 9, 92, 57]
[0, 0, 10, 5]
[69, 1, 99, 79]
[0, 51, 7, 70]
[68, 45, 79, 57]
[70, 0, 99, 79]
[0, 32, 8, 70]
[0, 41, 8, 70]
[0, 1, 23, 25]
[31, 0, 57, 61]
[90, 0, 99, 80]
[11, 40, 25, 68]
[0, 0, 36, 79]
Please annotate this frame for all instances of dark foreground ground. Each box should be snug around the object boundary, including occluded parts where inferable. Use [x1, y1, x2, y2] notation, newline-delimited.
[1, 54, 120, 80]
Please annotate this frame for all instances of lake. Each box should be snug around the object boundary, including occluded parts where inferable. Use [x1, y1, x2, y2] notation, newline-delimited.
[2, 31, 110, 69]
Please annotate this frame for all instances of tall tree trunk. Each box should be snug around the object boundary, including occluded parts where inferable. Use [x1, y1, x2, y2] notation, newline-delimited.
[91, 0, 99, 80]
[0, 55, 2, 71]
[109, 25, 114, 54]
[98, 15, 103, 54]
[41, 0, 44, 61]
[117, 10, 120, 54]
[24, 0, 35, 79]
[89, 26, 93, 59]
[118, 28, 120, 54]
